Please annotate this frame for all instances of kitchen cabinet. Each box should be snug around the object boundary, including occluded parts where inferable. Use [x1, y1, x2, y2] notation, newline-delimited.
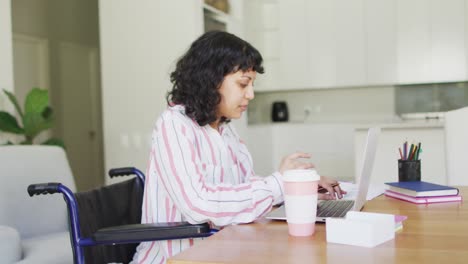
[368, 0, 466, 85]
[203, 1, 243, 35]
[249, 0, 468, 91]
[305, 0, 336, 87]
[365, 0, 397, 85]
[277, 0, 366, 89]
[354, 124, 446, 185]
[246, 122, 448, 186]
[244, 0, 282, 92]
[396, 0, 431, 84]
[333, 0, 366, 87]
[277, 0, 310, 89]
[246, 123, 356, 181]
[367, 0, 467, 85]
[396, 0, 466, 84]
[428, 0, 465, 82]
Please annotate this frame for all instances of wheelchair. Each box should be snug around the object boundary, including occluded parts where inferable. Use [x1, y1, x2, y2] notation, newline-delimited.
[28, 167, 214, 264]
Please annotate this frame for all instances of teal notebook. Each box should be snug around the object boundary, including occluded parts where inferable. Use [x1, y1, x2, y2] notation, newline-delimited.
[385, 181, 459, 197]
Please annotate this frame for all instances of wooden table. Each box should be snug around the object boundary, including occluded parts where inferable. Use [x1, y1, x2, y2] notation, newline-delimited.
[168, 187, 468, 264]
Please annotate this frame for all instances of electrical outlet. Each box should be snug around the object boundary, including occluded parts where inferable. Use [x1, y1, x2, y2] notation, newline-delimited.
[304, 106, 312, 116]
[314, 105, 322, 113]
[120, 134, 130, 148]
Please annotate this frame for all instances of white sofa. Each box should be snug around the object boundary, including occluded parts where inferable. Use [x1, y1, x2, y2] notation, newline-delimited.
[0, 146, 76, 264]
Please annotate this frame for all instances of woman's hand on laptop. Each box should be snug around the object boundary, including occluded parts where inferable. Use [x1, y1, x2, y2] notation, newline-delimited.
[278, 152, 315, 174]
[318, 176, 347, 200]
[276, 153, 345, 199]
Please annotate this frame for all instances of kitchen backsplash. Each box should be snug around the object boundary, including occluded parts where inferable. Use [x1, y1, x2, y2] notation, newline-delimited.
[248, 86, 396, 124]
[248, 82, 468, 125]
[395, 82, 468, 115]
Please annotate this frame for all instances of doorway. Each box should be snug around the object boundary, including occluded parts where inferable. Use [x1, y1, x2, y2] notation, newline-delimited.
[11, 0, 104, 191]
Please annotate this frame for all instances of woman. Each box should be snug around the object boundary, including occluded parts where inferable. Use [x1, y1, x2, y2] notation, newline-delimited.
[133, 31, 345, 263]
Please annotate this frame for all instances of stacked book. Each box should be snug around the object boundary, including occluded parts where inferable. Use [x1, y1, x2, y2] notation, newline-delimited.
[384, 181, 463, 204]
[394, 215, 407, 231]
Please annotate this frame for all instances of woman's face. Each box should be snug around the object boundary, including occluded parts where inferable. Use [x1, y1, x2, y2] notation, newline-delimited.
[216, 70, 256, 121]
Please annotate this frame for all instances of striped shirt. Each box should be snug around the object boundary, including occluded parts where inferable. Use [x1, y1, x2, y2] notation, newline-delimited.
[132, 105, 284, 264]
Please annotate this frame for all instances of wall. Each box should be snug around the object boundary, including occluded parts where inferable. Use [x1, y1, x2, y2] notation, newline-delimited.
[99, 0, 203, 182]
[11, 0, 100, 136]
[7, 0, 245, 185]
[12, 0, 99, 44]
[0, 0, 14, 108]
[247, 81, 468, 126]
[248, 85, 396, 124]
[0, 0, 14, 144]
[10, 0, 103, 190]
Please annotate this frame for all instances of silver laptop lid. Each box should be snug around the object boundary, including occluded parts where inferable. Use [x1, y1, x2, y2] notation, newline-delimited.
[352, 127, 380, 211]
[264, 127, 380, 221]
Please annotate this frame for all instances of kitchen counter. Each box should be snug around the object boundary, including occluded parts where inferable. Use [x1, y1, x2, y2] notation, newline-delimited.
[354, 121, 447, 184]
[249, 119, 445, 130]
[245, 123, 356, 180]
[354, 119, 445, 130]
[245, 120, 446, 183]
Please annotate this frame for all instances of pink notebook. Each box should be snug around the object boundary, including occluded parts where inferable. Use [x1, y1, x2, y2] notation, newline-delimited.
[385, 190, 463, 204]
[394, 215, 407, 231]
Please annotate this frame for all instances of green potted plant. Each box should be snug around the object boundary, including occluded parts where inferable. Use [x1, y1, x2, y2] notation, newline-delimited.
[0, 88, 64, 148]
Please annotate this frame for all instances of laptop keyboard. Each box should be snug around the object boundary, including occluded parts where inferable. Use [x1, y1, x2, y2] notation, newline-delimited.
[317, 200, 355, 218]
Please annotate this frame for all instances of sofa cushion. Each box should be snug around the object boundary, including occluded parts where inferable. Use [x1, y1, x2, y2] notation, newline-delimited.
[0, 225, 21, 263]
[0, 146, 76, 239]
[17, 232, 73, 264]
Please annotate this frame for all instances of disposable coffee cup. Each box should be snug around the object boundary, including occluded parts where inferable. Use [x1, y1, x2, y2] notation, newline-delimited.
[282, 169, 320, 236]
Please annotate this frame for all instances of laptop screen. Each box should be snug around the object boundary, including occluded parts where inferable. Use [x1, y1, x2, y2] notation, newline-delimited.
[352, 127, 380, 211]
[265, 127, 381, 221]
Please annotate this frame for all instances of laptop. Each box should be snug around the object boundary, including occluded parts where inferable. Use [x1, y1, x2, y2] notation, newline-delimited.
[266, 127, 380, 223]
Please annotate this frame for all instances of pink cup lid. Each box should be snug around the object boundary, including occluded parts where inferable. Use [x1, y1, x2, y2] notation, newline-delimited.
[282, 169, 320, 182]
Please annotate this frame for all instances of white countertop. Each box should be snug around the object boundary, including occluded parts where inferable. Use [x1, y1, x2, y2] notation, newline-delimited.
[249, 119, 445, 130]
[354, 119, 445, 130]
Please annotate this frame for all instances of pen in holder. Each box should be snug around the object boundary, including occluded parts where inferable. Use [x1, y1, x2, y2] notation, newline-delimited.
[398, 159, 421, 182]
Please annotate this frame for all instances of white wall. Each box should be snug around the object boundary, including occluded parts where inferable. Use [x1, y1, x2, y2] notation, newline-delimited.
[10, 0, 103, 190]
[0, 0, 14, 109]
[99, 0, 203, 182]
[0, 0, 14, 144]
[248, 85, 396, 125]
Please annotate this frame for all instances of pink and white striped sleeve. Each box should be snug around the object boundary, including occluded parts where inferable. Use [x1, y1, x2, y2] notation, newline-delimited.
[153, 112, 283, 226]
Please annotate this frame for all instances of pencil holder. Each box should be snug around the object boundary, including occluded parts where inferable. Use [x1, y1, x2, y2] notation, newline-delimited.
[398, 160, 421, 182]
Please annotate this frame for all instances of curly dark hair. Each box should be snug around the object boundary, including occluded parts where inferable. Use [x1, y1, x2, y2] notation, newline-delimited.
[167, 30, 264, 126]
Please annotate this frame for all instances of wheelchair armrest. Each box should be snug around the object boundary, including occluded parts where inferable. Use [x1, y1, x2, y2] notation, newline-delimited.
[108, 167, 136, 177]
[108, 167, 145, 184]
[93, 222, 211, 244]
[27, 183, 61, 196]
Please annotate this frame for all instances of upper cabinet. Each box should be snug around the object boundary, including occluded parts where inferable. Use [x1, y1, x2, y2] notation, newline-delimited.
[365, 0, 397, 86]
[333, 0, 366, 87]
[278, 0, 310, 89]
[244, 0, 282, 91]
[249, 0, 468, 91]
[203, 0, 243, 35]
[397, 0, 466, 84]
[277, 0, 366, 89]
[429, 0, 466, 83]
[305, 1, 336, 88]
